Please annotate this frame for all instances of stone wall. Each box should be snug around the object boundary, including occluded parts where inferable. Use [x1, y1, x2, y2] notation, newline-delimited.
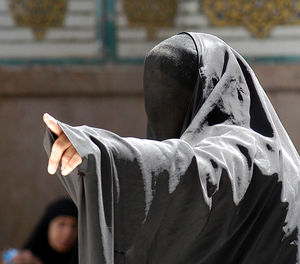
[0, 65, 146, 249]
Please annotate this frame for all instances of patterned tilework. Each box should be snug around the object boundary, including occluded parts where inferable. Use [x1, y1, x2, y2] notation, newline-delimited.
[0, 0, 101, 58]
[1, 0, 300, 60]
[201, 0, 300, 38]
[116, 0, 300, 59]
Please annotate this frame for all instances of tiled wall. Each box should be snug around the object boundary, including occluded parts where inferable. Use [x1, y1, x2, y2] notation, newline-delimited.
[115, 0, 300, 58]
[1, 0, 300, 61]
[0, 0, 101, 58]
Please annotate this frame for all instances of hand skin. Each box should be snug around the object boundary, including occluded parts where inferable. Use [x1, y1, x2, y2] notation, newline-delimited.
[43, 113, 82, 176]
[1, 250, 43, 264]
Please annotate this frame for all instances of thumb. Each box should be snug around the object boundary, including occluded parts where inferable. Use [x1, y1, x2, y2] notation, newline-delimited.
[43, 113, 63, 136]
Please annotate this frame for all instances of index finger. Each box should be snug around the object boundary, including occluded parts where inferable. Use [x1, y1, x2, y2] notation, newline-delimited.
[43, 113, 63, 136]
[48, 133, 72, 174]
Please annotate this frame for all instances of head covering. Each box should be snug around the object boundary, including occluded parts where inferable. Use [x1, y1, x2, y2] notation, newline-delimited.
[23, 198, 78, 264]
[179, 32, 300, 262]
[181, 32, 300, 204]
[44, 32, 300, 264]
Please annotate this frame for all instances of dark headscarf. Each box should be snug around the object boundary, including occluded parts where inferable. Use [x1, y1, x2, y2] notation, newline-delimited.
[23, 198, 78, 264]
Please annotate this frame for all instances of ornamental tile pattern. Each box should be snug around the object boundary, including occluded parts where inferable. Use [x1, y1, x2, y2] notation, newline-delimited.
[123, 0, 177, 39]
[201, 0, 300, 38]
[9, 0, 67, 40]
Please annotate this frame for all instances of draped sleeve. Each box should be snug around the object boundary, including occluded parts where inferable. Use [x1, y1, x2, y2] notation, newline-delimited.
[43, 120, 290, 264]
[44, 122, 210, 264]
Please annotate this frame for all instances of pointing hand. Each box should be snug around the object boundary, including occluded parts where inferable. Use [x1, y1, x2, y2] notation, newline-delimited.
[43, 113, 82, 176]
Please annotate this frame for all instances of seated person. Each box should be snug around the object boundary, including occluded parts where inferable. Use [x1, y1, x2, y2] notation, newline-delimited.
[2, 198, 78, 264]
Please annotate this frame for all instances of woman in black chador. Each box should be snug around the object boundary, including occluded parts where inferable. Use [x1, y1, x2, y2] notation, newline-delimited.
[23, 198, 78, 264]
[2, 198, 78, 264]
[44, 33, 300, 264]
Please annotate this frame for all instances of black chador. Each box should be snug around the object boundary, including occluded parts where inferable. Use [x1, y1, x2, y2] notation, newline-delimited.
[45, 32, 300, 264]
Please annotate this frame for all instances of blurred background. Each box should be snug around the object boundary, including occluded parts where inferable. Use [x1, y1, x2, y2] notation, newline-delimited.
[1, 0, 300, 250]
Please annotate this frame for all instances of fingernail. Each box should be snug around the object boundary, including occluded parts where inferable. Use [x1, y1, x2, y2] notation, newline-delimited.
[44, 113, 54, 121]
[48, 166, 55, 174]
